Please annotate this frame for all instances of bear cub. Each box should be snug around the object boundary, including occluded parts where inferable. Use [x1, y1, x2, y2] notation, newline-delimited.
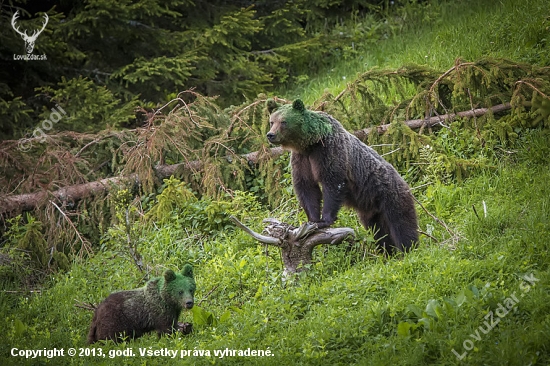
[87, 264, 196, 344]
[267, 99, 418, 254]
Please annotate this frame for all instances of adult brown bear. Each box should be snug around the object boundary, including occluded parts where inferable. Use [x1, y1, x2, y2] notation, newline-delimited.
[266, 99, 418, 254]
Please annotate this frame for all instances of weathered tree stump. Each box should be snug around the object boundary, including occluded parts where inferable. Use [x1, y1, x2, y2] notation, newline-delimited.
[230, 216, 355, 275]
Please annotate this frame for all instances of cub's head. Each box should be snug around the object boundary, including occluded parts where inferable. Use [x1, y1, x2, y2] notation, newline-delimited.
[266, 99, 332, 152]
[158, 264, 196, 310]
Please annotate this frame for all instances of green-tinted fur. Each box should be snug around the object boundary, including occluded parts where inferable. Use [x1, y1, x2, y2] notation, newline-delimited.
[267, 99, 418, 254]
[267, 98, 333, 150]
[87, 264, 196, 344]
[154, 265, 195, 296]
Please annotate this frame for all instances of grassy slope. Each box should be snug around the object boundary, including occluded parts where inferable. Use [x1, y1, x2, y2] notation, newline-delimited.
[2, 0, 550, 365]
[2, 132, 549, 366]
[286, 0, 550, 103]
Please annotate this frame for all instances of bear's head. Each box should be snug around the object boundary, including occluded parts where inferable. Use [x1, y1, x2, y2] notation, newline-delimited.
[266, 99, 333, 152]
[156, 264, 196, 310]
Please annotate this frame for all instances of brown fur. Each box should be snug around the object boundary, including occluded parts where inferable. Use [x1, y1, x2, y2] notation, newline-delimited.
[87, 267, 195, 344]
[267, 103, 418, 254]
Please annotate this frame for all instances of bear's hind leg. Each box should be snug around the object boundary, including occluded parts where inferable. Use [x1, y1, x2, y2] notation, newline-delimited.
[357, 211, 395, 255]
[87, 324, 97, 345]
[388, 223, 418, 253]
[382, 210, 418, 254]
[373, 217, 397, 255]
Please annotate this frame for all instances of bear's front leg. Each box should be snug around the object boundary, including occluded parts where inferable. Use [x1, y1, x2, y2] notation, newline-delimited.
[296, 183, 322, 223]
[155, 321, 176, 338]
[316, 182, 346, 228]
[291, 154, 322, 222]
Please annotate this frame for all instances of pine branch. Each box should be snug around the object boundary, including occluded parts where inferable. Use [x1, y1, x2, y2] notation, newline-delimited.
[0, 102, 512, 218]
[0, 147, 284, 217]
[50, 200, 93, 257]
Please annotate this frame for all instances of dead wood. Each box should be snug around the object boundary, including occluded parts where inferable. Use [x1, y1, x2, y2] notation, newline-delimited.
[0, 148, 284, 217]
[354, 103, 511, 140]
[1, 103, 510, 217]
[230, 216, 355, 274]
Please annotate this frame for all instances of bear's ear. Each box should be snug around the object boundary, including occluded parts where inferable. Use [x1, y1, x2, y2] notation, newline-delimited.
[292, 99, 305, 112]
[164, 270, 176, 283]
[181, 264, 194, 279]
[266, 99, 280, 114]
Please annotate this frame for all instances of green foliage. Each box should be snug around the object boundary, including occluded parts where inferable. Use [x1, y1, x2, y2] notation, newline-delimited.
[0, 94, 33, 140]
[146, 177, 197, 224]
[191, 305, 230, 328]
[2, 0, 550, 291]
[37, 76, 138, 132]
[0, 214, 70, 286]
[1, 0, 405, 144]
[144, 177, 239, 237]
[310, 57, 550, 183]
[291, 0, 550, 103]
[1, 1, 550, 364]
[2, 129, 550, 364]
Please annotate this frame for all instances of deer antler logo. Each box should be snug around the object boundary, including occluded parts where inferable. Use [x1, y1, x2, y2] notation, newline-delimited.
[11, 11, 49, 54]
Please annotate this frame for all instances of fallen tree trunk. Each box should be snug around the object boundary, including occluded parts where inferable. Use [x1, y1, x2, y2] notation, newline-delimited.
[0, 103, 511, 217]
[0, 148, 284, 217]
[230, 216, 355, 275]
[354, 102, 511, 139]
[152, 146, 284, 178]
[0, 175, 133, 216]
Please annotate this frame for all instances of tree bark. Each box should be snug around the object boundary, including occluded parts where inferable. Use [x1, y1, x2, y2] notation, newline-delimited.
[354, 103, 511, 139]
[0, 148, 284, 217]
[0, 104, 511, 217]
[1, 176, 132, 216]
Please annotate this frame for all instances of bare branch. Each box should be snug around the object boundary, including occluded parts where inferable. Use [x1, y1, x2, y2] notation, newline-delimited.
[354, 103, 512, 140]
[74, 300, 96, 311]
[413, 196, 459, 241]
[229, 216, 281, 245]
[50, 200, 93, 257]
[232, 217, 355, 274]
[0, 103, 511, 217]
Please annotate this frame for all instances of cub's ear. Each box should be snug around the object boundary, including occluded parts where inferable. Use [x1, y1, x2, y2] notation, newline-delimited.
[292, 99, 305, 112]
[164, 270, 176, 282]
[266, 99, 280, 114]
[147, 278, 160, 288]
[181, 264, 194, 279]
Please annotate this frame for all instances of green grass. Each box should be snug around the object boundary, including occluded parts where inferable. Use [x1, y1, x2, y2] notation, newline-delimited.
[285, 0, 550, 104]
[1, 129, 549, 365]
[2, 0, 550, 364]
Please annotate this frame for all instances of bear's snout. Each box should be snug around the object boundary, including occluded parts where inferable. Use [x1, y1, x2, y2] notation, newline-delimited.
[266, 132, 276, 142]
[184, 300, 194, 309]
